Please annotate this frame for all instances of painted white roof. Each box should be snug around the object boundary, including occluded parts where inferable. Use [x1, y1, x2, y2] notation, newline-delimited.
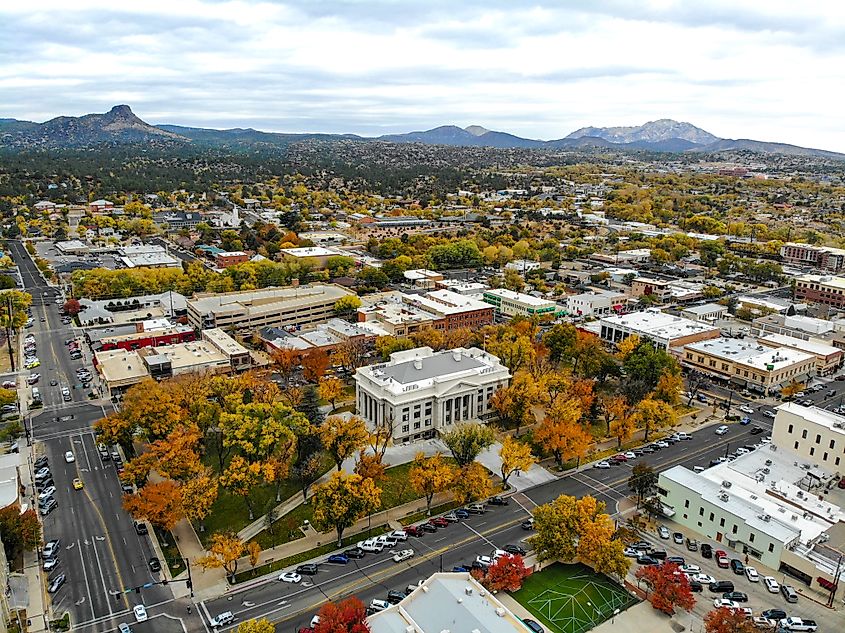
[484, 288, 554, 307]
[759, 333, 841, 357]
[602, 309, 719, 341]
[797, 274, 845, 289]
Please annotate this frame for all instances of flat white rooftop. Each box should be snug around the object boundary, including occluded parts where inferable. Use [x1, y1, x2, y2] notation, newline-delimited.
[685, 337, 814, 371]
[797, 274, 845, 289]
[484, 288, 554, 306]
[279, 246, 341, 258]
[759, 332, 841, 357]
[602, 309, 719, 340]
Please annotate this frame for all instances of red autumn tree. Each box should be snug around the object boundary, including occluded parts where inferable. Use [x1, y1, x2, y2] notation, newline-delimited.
[472, 554, 533, 592]
[63, 298, 82, 317]
[314, 596, 370, 633]
[634, 562, 696, 615]
[704, 607, 756, 633]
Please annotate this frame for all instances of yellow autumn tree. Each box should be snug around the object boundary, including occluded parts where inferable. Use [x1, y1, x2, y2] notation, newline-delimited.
[534, 400, 591, 468]
[452, 462, 493, 505]
[320, 415, 370, 471]
[636, 397, 678, 441]
[196, 532, 246, 579]
[652, 370, 683, 406]
[318, 377, 344, 411]
[235, 620, 275, 633]
[615, 334, 641, 360]
[409, 452, 456, 515]
[498, 436, 536, 489]
[311, 472, 381, 546]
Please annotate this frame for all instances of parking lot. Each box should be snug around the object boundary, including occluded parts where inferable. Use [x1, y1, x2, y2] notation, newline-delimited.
[631, 522, 840, 629]
[35, 241, 120, 271]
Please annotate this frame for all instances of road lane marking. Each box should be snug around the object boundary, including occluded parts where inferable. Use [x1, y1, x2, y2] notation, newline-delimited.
[90, 530, 116, 615]
[76, 539, 96, 620]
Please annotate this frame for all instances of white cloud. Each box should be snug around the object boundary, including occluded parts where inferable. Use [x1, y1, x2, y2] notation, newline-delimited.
[1, 1, 844, 150]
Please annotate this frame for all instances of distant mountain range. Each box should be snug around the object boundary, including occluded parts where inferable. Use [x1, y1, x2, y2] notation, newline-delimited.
[1, 105, 842, 159]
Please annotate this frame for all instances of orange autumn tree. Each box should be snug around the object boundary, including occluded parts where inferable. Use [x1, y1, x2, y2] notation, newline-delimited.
[635, 562, 696, 615]
[534, 400, 591, 467]
[472, 553, 532, 591]
[703, 607, 756, 633]
[123, 480, 184, 530]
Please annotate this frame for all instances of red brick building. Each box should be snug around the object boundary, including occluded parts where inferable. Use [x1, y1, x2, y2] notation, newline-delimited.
[795, 274, 845, 309]
[215, 251, 250, 268]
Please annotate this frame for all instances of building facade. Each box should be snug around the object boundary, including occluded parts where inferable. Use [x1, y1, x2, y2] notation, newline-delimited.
[771, 403, 845, 471]
[187, 284, 354, 332]
[215, 251, 250, 268]
[795, 274, 845, 309]
[780, 243, 845, 272]
[565, 290, 625, 317]
[681, 337, 816, 394]
[355, 346, 510, 443]
[482, 288, 558, 318]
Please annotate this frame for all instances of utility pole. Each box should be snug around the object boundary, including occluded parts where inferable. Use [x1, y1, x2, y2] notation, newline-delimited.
[185, 558, 194, 598]
[828, 555, 841, 608]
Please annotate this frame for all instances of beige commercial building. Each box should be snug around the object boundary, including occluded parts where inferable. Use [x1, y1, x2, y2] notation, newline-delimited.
[757, 332, 844, 376]
[187, 284, 354, 333]
[681, 337, 815, 394]
[771, 402, 845, 471]
[599, 309, 721, 351]
[94, 328, 251, 397]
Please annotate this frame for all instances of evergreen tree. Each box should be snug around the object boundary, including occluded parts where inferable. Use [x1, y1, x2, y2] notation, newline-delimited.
[297, 386, 324, 426]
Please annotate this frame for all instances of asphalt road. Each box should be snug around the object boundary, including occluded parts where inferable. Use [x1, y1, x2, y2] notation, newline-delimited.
[201, 419, 778, 632]
[5, 240, 178, 632]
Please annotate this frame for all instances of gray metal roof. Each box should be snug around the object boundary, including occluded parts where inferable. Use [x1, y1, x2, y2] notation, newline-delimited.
[380, 352, 484, 385]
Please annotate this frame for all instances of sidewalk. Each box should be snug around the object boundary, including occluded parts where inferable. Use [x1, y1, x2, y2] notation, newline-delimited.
[476, 442, 557, 491]
[170, 518, 227, 601]
[233, 489, 453, 576]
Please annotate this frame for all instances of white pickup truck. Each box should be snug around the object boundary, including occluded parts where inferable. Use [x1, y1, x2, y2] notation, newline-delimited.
[779, 617, 818, 632]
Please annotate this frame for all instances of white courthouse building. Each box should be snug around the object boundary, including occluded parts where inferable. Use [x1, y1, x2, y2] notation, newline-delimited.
[355, 346, 510, 443]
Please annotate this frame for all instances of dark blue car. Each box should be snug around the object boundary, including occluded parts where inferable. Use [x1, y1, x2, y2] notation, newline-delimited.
[452, 565, 470, 572]
[327, 554, 349, 564]
[740, 417, 751, 425]
[454, 509, 470, 519]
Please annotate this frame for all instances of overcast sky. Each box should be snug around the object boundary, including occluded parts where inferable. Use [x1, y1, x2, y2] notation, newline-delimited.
[2, 1, 844, 150]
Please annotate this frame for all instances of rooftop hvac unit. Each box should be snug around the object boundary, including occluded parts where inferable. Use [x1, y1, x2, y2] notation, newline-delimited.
[763, 468, 770, 474]
[495, 608, 506, 617]
[765, 460, 772, 466]
[719, 493, 730, 502]
[465, 587, 473, 595]
[722, 481, 732, 488]
[778, 506, 787, 513]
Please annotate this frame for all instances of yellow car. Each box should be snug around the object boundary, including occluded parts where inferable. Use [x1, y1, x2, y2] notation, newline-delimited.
[72, 478, 83, 490]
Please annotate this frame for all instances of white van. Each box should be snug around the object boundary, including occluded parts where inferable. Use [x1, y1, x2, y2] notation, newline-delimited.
[31, 387, 41, 402]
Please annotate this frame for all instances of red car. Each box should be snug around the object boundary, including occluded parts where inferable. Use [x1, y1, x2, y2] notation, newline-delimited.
[717, 556, 730, 569]
[405, 526, 424, 537]
[611, 454, 628, 462]
[430, 517, 449, 528]
[838, 477, 845, 489]
[715, 550, 727, 559]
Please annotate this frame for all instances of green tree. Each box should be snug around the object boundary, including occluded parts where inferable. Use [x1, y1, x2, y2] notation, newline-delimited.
[628, 462, 658, 507]
[333, 295, 362, 317]
[356, 267, 389, 291]
[440, 422, 497, 468]
[0, 290, 32, 371]
[622, 340, 680, 404]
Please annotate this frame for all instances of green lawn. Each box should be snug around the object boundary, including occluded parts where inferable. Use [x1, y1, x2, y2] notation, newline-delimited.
[512, 563, 637, 633]
[249, 459, 454, 549]
[195, 453, 333, 547]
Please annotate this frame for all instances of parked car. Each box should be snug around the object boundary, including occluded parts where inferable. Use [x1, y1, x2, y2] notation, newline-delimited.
[522, 619, 545, 633]
[296, 563, 318, 575]
[404, 526, 424, 538]
[761, 608, 786, 621]
[763, 576, 780, 593]
[41, 541, 60, 560]
[389, 530, 408, 541]
[722, 591, 748, 602]
[672, 532, 684, 544]
[454, 509, 470, 519]
[343, 547, 366, 559]
[47, 573, 66, 593]
[521, 518, 534, 530]
[504, 544, 527, 555]
[148, 557, 161, 573]
[386, 590, 406, 605]
[657, 525, 670, 539]
[730, 559, 745, 575]
[488, 496, 509, 506]
[134, 522, 148, 535]
[666, 556, 685, 565]
[686, 538, 698, 551]
[43, 557, 59, 571]
[593, 460, 611, 469]
[420, 522, 438, 533]
[709, 580, 734, 593]
[327, 554, 349, 564]
[278, 572, 302, 583]
[713, 598, 739, 609]
[466, 503, 486, 514]
[430, 517, 449, 528]
[717, 556, 730, 569]
[636, 556, 658, 565]
[745, 566, 759, 582]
